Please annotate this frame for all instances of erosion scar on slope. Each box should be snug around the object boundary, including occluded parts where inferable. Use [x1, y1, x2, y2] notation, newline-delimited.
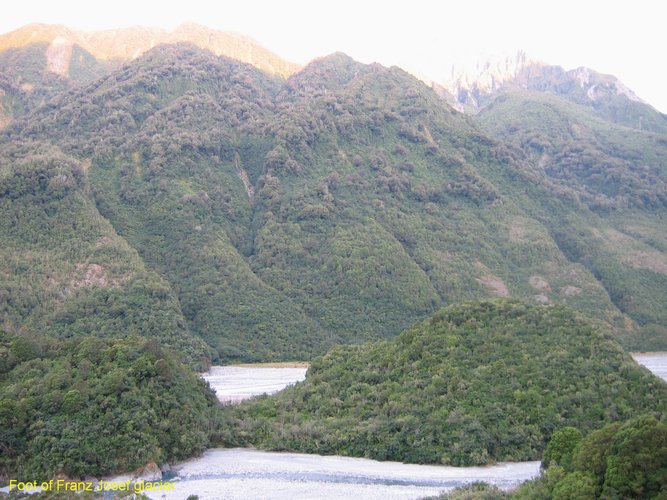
[234, 154, 254, 202]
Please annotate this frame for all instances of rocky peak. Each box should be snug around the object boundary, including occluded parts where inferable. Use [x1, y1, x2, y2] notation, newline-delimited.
[45, 36, 74, 78]
[439, 50, 646, 112]
[447, 50, 538, 94]
[570, 66, 642, 103]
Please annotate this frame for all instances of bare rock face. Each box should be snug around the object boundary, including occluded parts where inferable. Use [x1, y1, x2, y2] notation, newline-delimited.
[561, 285, 582, 296]
[66, 263, 115, 292]
[529, 275, 551, 292]
[447, 51, 536, 97]
[534, 293, 550, 304]
[439, 50, 645, 111]
[571, 66, 642, 103]
[477, 275, 510, 297]
[134, 461, 162, 482]
[45, 36, 74, 77]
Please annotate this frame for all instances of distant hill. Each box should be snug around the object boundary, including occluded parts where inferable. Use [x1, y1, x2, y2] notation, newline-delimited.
[0, 23, 299, 77]
[221, 301, 667, 465]
[0, 23, 299, 128]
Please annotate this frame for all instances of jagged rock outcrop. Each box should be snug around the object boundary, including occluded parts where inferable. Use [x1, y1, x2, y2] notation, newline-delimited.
[435, 50, 666, 133]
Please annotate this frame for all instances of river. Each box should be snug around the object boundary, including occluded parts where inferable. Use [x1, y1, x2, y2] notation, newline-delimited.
[632, 352, 667, 381]
[144, 353, 667, 499]
[201, 364, 308, 404]
[147, 448, 540, 500]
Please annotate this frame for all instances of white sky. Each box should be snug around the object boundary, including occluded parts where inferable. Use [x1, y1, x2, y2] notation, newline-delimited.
[2, 0, 666, 113]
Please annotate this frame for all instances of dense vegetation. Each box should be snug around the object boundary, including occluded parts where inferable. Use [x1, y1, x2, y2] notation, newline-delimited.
[0, 141, 210, 367]
[479, 92, 667, 348]
[511, 414, 667, 499]
[479, 92, 667, 211]
[0, 330, 221, 480]
[436, 415, 667, 498]
[2, 43, 665, 361]
[220, 301, 667, 465]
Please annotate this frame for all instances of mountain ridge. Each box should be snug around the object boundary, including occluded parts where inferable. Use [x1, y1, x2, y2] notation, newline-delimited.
[435, 50, 667, 134]
[0, 23, 300, 75]
[441, 51, 644, 105]
[1, 41, 666, 361]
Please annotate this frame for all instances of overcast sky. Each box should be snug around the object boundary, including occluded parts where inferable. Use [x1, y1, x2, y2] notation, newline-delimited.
[3, 0, 666, 112]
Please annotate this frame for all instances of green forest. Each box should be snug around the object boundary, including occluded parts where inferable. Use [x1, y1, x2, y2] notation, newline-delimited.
[0, 331, 221, 480]
[441, 415, 667, 499]
[2, 45, 666, 365]
[219, 301, 667, 466]
[1, 35, 667, 488]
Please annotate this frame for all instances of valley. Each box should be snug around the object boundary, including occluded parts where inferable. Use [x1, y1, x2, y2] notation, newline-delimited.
[146, 352, 667, 499]
[1, 20, 666, 498]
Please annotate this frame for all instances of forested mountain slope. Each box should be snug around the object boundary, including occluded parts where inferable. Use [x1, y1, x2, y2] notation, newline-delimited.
[0, 23, 299, 129]
[478, 92, 667, 349]
[0, 141, 210, 366]
[1, 44, 666, 361]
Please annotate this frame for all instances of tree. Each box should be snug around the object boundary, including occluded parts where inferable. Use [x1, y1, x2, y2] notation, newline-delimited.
[551, 471, 597, 500]
[602, 415, 667, 498]
[542, 427, 582, 471]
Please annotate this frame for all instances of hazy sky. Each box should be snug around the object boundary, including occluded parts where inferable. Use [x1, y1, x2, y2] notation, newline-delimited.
[3, 0, 666, 112]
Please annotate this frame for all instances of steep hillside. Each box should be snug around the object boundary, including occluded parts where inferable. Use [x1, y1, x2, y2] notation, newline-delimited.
[1, 45, 665, 360]
[477, 92, 667, 349]
[0, 141, 210, 366]
[1, 45, 334, 362]
[478, 92, 667, 208]
[221, 301, 667, 465]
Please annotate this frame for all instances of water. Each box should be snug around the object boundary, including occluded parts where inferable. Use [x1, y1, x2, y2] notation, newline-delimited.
[9, 355, 661, 499]
[201, 365, 308, 403]
[144, 448, 540, 500]
[148, 364, 542, 499]
[149, 353, 666, 499]
[144, 354, 667, 499]
[632, 352, 667, 382]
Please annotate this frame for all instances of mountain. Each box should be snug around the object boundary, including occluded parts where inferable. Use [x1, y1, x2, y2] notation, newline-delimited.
[438, 51, 667, 134]
[476, 91, 667, 350]
[0, 22, 299, 77]
[221, 301, 667, 465]
[1, 24, 667, 482]
[434, 51, 667, 350]
[0, 23, 300, 129]
[1, 42, 666, 363]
